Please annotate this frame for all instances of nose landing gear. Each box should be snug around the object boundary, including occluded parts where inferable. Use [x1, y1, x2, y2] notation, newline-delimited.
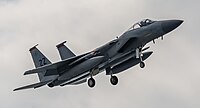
[88, 77, 95, 88]
[136, 47, 146, 68]
[140, 62, 145, 68]
[110, 75, 118, 85]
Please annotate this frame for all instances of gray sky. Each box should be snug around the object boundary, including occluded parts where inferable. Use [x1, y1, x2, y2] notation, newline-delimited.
[1, 0, 200, 108]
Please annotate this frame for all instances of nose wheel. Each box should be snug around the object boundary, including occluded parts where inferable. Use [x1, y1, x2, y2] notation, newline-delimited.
[140, 62, 145, 68]
[88, 77, 95, 88]
[110, 75, 118, 85]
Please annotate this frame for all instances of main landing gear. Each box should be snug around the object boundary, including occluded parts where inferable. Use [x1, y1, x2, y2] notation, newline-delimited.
[87, 67, 119, 88]
[87, 75, 118, 88]
[106, 67, 118, 86]
[88, 68, 101, 88]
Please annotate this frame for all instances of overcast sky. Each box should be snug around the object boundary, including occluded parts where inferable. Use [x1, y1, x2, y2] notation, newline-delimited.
[1, 0, 200, 108]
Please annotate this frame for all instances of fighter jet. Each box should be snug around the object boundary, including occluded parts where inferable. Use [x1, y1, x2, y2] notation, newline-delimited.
[14, 19, 183, 91]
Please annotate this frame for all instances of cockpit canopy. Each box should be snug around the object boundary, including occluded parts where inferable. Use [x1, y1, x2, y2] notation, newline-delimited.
[128, 19, 155, 31]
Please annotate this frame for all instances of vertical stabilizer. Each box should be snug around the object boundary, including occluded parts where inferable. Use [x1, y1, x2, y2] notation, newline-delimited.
[29, 44, 52, 81]
[56, 41, 76, 60]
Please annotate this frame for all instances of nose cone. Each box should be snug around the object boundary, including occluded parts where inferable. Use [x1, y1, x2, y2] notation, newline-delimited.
[162, 20, 183, 34]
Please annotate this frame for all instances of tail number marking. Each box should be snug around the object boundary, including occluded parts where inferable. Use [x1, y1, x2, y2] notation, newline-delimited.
[39, 58, 47, 66]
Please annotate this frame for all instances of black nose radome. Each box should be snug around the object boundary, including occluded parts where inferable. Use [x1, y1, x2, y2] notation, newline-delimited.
[162, 20, 183, 34]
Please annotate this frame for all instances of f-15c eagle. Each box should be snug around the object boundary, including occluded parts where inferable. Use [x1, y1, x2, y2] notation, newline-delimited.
[14, 19, 183, 91]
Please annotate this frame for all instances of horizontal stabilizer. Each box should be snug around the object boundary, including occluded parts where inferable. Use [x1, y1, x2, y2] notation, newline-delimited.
[24, 69, 58, 76]
[24, 52, 91, 76]
[13, 80, 51, 91]
[24, 70, 44, 75]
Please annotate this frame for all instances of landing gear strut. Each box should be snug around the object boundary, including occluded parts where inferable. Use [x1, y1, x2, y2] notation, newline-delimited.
[88, 77, 95, 88]
[136, 47, 146, 68]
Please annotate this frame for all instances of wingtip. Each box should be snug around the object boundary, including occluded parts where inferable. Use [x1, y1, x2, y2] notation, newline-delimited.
[13, 88, 29, 91]
[13, 87, 24, 91]
[23, 70, 30, 75]
[13, 88, 19, 91]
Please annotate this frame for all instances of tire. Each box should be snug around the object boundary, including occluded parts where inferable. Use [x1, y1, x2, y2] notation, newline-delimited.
[88, 78, 95, 88]
[140, 62, 145, 68]
[110, 76, 118, 85]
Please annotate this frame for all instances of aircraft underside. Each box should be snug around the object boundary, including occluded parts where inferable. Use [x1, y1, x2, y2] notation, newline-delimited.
[14, 19, 183, 91]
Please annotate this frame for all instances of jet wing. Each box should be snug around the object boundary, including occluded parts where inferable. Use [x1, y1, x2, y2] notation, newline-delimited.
[24, 52, 90, 75]
[13, 80, 51, 91]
